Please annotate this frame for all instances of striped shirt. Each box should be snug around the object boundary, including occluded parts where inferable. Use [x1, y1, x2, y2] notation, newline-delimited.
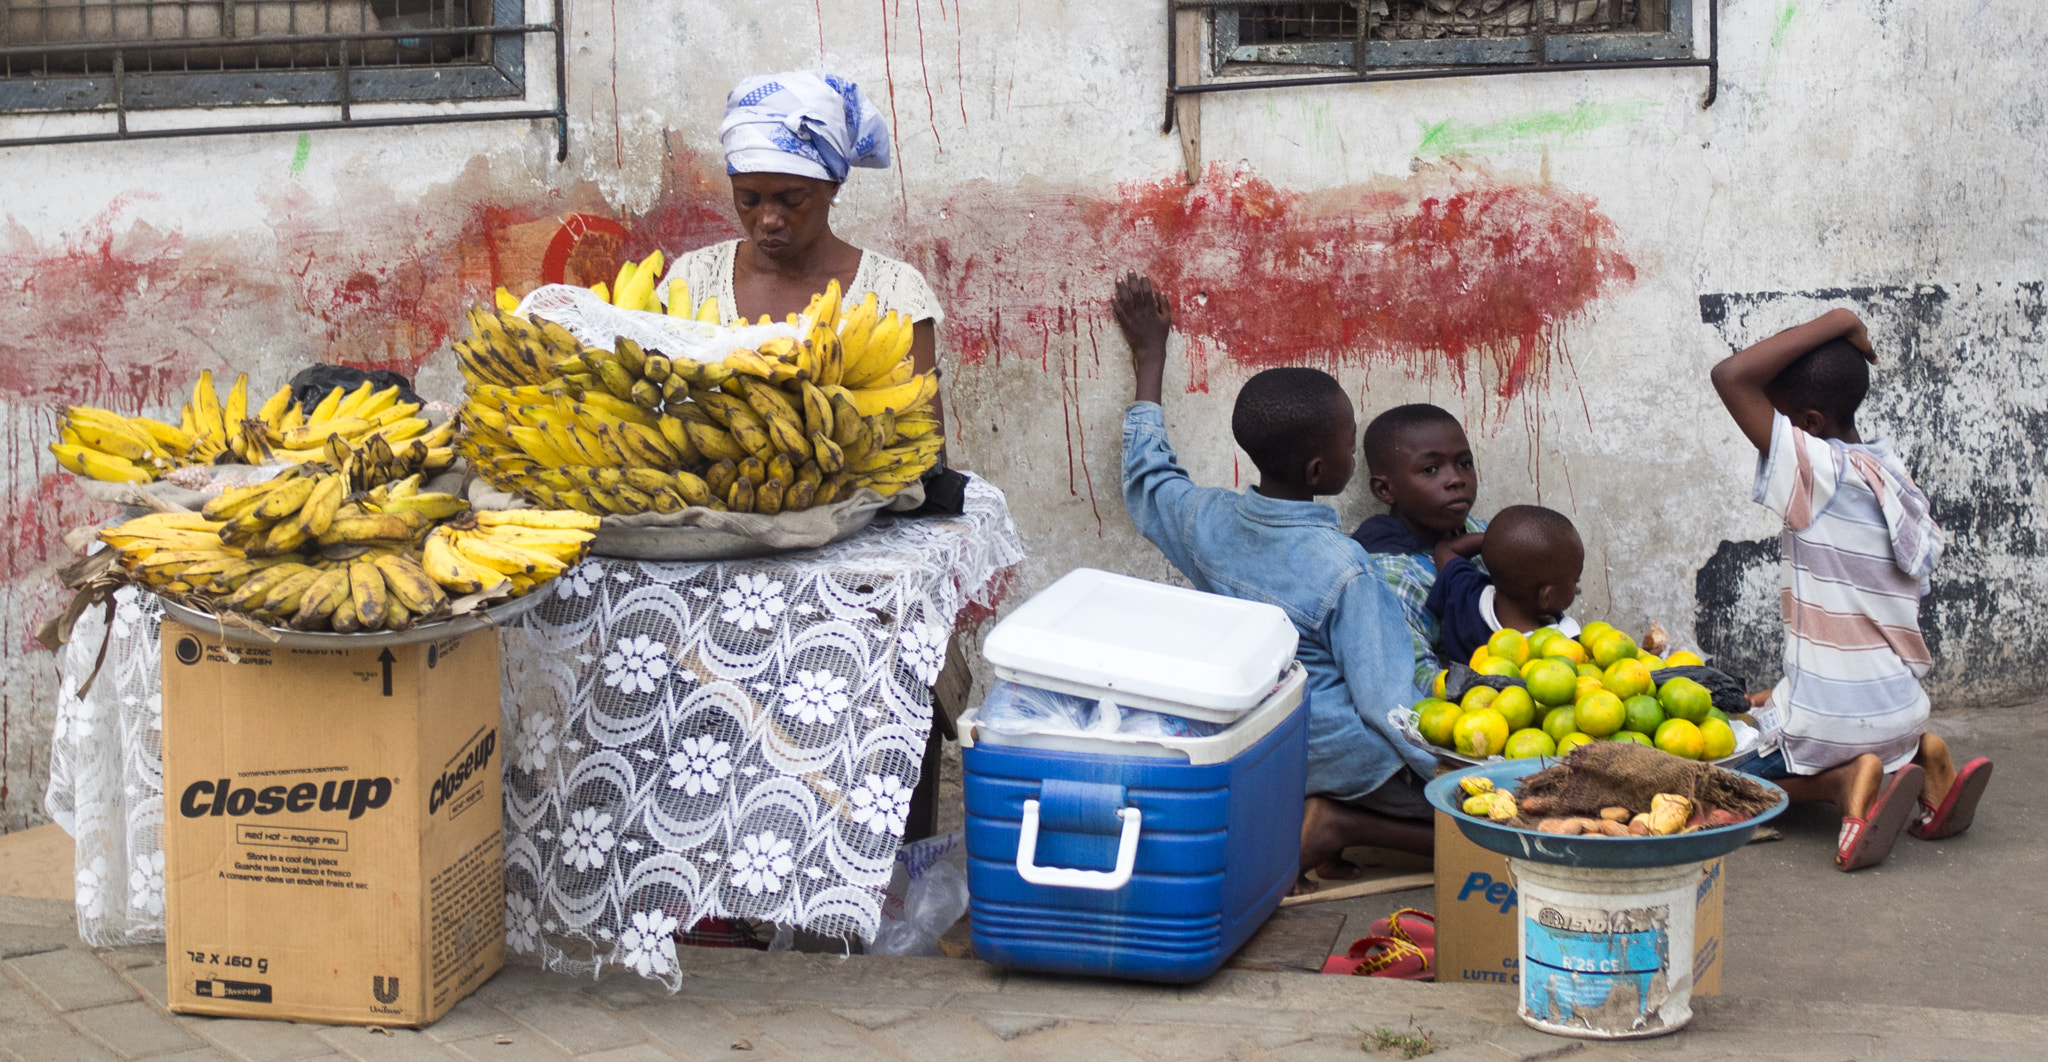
[1753, 413, 1941, 774]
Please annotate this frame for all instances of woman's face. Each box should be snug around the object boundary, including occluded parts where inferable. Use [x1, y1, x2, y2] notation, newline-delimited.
[730, 172, 839, 263]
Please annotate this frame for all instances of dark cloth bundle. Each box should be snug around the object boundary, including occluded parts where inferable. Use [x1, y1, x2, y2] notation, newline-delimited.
[289, 365, 422, 413]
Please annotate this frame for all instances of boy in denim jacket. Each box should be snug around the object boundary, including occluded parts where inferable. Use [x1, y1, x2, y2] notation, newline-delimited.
[1113, 275, 1436, 888]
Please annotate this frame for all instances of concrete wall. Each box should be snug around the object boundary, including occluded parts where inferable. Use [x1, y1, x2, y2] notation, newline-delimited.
[2, 0, 2043, 830]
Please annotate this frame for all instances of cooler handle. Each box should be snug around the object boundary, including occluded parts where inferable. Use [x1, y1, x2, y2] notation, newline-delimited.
[1015, 799, 1142, 891]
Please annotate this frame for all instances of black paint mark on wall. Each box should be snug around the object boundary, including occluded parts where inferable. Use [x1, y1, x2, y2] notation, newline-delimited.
[1697, 282, 2047, 707]
[1694, 537, 1781, 693]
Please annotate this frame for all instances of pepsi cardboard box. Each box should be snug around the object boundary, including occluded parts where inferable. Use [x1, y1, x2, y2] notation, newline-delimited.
[160, 620, 504, 1026]
[1432, 811, 1723, 994]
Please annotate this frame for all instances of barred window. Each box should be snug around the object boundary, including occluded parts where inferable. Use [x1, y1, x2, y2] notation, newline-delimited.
[0, 0, 565, 149]
[1212, 1, 1692, 71]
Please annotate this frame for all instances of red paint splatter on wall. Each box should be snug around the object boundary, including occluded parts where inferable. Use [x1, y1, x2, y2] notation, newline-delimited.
[907, 161, 1633, 398]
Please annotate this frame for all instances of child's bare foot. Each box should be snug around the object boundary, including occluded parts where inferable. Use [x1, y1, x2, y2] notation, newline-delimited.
[1313, 856, 1367, 882]
[1300, 795, 1434, 880]
[1914, 732, 1958, 807]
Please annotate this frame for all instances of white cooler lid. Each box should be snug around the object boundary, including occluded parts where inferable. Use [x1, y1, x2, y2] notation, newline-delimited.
[982, 568, 1298, 720]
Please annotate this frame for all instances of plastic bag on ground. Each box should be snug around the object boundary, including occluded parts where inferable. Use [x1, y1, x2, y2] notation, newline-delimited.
[868, 831, 969, 957]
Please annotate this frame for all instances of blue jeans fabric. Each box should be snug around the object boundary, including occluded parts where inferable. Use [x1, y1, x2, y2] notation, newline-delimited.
[1738, 749, 1794, 780]
[1121, 402, 1433, 805]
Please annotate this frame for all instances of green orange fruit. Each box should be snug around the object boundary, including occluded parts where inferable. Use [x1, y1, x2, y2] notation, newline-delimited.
[1454, 708, 1511, 758]
[1431, 669, 1449, 699]
[1622, 694, 1665, 735]
[1487, 628, 1531, 667]
[1602, 659, 1655, 700]
[1590, 630, 1640, 669]
[1541, 706, 1578, 745]
[1606, 730, 1653, 746]
[1417, 699, 1462, 748]
[1576, 691, 1626, 738]
[1492, 685, 1537, 731]
[1523, 659, 1579, 707]
[1505, 728, 1557, 759]
[1576, 663, 1606, 680]
[1658, 676, 1714, 724]
[1699, 718, 1738, 760]
[1556, 732, 1598, 756]
[1481, 657, 1525, 679]
[1666, 650, 1704, 667]
[1460, 685, 1499, 713]
[1543, 638, 1590, 665]
[1654, 718, 1705, 760]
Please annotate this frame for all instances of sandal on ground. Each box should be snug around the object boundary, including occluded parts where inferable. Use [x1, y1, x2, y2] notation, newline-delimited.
[1365, 908, 1435, 950]
[1837, 764, 1924, 872]
[1322, 936, 1432, 980]
[1909, 758, 1992, 840]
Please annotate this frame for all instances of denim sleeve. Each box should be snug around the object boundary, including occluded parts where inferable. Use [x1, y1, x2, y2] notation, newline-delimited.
[1121, 402, 1203, 579]
[1331, 568, 1437, 776]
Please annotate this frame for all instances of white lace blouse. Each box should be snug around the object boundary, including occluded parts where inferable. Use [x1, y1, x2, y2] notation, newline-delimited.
[663, 239, 945, 327]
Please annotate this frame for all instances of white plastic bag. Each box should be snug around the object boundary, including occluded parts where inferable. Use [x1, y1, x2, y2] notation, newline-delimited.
[977, 680, 1225, 740]
[868, 831, 969, 957]
[515, 284, 807, 363]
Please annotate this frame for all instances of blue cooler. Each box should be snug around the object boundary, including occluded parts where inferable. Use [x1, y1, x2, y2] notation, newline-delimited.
[959, 569, 1307, 983]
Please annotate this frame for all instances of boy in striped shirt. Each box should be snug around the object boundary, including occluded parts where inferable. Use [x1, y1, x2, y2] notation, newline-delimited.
[1710, 308, 1991, 871]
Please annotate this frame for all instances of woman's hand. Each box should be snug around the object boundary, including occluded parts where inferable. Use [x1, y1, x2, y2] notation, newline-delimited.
[1113, 273, 1172, 405]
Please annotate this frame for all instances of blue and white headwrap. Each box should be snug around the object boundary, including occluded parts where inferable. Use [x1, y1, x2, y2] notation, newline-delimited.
[720, 71, 892, 184]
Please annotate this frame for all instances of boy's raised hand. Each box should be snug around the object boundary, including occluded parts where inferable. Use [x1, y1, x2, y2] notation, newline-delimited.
[1114, 272, 1173, 404]
[1710, 307, 1869, 452]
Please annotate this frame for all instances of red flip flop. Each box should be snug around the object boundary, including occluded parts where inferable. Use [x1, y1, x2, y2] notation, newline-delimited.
[1322, 936, 1432, 979]
[1909, 758, 1991, 840]
[1365, 908, 1435, 950]
[1837, 764, 1923, 872]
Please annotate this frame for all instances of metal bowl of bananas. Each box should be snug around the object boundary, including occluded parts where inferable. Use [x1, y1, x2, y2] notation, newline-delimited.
[98, 460, 601, 648]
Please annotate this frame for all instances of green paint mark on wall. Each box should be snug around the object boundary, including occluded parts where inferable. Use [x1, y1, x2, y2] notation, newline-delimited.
[1415, 99, 1654, 156]
[1757, 1, 1798, 104]
[291, 133, 312, 174]
[1770, 1, 1799, 49]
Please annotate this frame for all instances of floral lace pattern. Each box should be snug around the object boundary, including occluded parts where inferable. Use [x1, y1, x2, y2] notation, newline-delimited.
[45, 587, 171, 947]
[47, 477, 1023, 992]
[498, 475, 1019, 989]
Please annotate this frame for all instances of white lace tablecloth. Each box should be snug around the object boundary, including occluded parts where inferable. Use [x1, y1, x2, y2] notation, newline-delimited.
[46, 476, 1022, 990]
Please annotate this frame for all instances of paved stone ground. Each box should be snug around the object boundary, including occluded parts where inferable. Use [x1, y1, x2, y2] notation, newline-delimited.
[4, 699, 2038, 1062]
[6, 889, 2046, 1062]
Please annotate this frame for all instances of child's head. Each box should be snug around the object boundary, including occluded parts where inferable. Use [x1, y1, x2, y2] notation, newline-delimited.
[1363, 404, 1477, 535]
[1481, 505, 1583, 620]
[1764, 338, 1869, 440]
[1231, 368, 1355, 496]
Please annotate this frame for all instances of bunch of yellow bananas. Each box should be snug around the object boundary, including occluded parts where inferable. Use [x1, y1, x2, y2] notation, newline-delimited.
[101, 476, 596, 633]
[454, 306, 589, 389]
[422, 510, 602, 598]
[51, 372, 455, 483]
[462, 279, 944, 516]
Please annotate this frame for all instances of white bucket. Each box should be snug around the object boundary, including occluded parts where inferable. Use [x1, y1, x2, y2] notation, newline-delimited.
[1508, 858, 1704, 1039]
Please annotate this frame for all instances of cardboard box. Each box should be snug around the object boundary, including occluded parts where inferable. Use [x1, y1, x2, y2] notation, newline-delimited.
[161, 621, 504, 1026]
[1433, 811, 1723, 994]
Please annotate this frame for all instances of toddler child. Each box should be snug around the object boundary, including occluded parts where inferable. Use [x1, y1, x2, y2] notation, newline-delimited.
[1112, 274, 1436, 891]
[1425, 504, 1584, 664]
[1709, 307, 1991, 871]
